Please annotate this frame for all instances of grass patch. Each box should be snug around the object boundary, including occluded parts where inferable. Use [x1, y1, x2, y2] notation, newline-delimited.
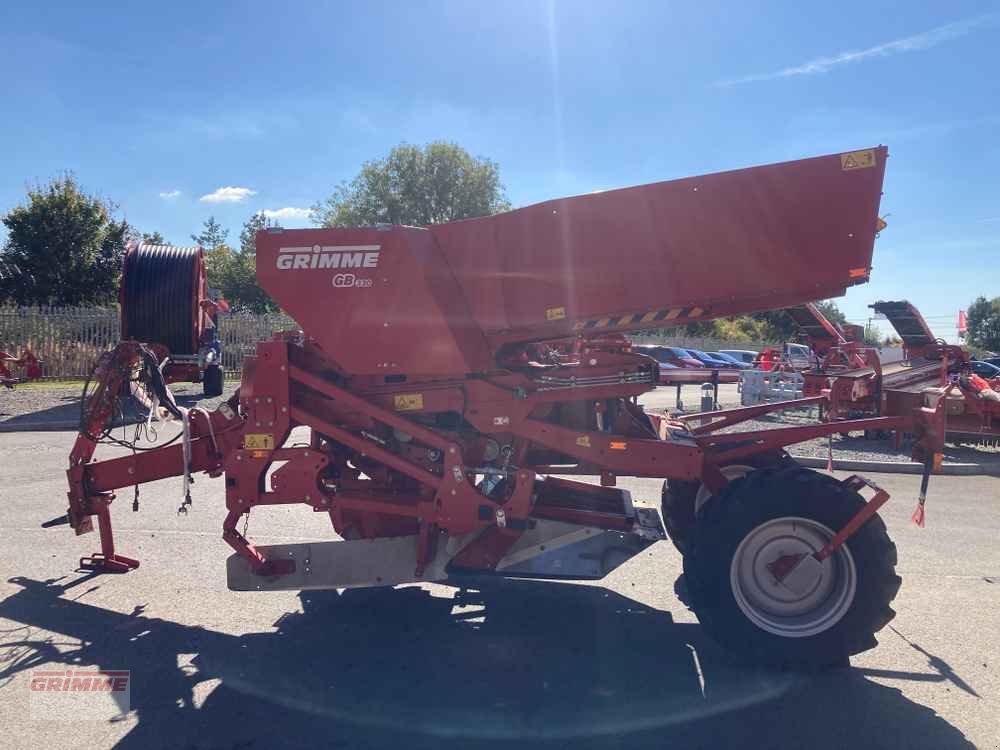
[8, 378, 87, 389]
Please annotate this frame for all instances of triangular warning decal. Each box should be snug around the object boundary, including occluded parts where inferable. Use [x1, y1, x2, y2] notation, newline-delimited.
[840, 149, 876, 170]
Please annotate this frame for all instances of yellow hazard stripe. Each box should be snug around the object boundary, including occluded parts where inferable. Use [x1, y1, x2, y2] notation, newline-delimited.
[573, 306, 709, 331]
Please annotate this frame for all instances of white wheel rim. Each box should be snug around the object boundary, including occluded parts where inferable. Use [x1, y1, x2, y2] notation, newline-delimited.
[729, 516, 857, 638]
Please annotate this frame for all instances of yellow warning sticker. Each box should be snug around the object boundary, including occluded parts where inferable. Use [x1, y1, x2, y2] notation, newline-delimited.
[245, 434, 274, 450]
[393, 393, 424, 411]
[575, 436, 592, 448]
[546, 306, 567, 321]
[840, 149, 876, 171]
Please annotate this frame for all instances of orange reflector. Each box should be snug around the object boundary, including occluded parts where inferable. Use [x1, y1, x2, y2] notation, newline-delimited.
[933, 452, 943, 472]
[609, 441, 628, 450]
[849, 267, 868, 278]
[251, 450, 270, 459]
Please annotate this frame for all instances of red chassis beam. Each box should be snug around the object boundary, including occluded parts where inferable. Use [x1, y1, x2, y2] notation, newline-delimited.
[66, 343, 243, 571]
[676, 395, 827, 436]
[65, 338, 946, 581]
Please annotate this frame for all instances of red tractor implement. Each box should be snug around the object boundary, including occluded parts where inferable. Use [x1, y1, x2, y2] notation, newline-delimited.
[872, 301, 1000, 438]
[63, 146, 946, 667]
[798, 300, 994, 438]
[0, 348, 42, 388]
[794, 300, 887, 416]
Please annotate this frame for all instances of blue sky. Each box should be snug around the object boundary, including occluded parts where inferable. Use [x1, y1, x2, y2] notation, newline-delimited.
[2, 1, 998, 340]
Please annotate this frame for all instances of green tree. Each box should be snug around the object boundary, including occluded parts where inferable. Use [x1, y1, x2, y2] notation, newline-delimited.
[863, 322, 882, 347]
[966, 296, 1000, 352]
[663, 299, 849, 343]
[0, 175, 130, 306]
[142, 231, 167, 245]
[312, 142, 511, 227]
[202, 213, 278, 312]
[749, 310, 800, 341]
[191, 216, 229, 249]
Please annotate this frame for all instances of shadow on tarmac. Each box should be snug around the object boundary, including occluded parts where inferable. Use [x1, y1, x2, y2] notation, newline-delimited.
[0, 389, 208, 430]
[0, 575, 975, 750]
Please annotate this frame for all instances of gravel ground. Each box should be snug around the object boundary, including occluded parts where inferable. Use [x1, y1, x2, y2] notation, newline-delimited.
[707, 408, 1000, 467]
[643, 385, 1000, 468]
[4, 381, 1000, 468]
[0, 380, 238, 430]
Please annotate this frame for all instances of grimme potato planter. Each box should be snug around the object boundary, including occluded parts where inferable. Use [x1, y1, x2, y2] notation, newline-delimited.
[64, 147, 946, 667]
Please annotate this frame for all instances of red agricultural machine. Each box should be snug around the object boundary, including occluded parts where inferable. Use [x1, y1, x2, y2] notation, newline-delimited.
[63, 146, 948, 668]
[796, 299, 1000, 437]
[806, 300, 964, 417]
[0, 348, 42, 388]
[869, 301, 1000, 437]
[756, 303, 867, 374]
[120, 242, 227, 397]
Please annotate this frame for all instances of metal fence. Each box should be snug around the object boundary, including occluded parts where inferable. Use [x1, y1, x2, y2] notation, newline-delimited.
[0, 306, 774, 380]
[0, 307, 296, 378]
[216, 311, 296, 372]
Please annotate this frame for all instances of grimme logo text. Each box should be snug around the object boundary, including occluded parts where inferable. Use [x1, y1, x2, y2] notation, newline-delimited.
[31, 670, 130, 692]
[277, 244, 381, 270]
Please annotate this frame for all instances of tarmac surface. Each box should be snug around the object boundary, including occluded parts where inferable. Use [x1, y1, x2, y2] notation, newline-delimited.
[1, 427, 998, 749]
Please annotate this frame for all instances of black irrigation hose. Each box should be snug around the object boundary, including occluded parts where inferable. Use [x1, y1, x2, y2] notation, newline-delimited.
[122, 244, 199, 355]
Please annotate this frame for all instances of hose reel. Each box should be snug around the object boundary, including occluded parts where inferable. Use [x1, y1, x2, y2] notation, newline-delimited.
[121, 243, 203, 356]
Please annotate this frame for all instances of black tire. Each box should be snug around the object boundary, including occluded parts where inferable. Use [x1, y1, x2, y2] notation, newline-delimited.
[661, 478, 698, 556]
[203, 364, 224, 398]
[684, 464, 900, 669]
[661, 450, 793, 556]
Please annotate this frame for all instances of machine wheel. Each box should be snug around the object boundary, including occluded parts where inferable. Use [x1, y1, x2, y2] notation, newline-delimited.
[683, 464, 900, 669]
[661, 451, 793, 556]
[203, 364, 224, 398]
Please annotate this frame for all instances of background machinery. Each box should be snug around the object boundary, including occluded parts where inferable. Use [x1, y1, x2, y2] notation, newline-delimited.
[63, 146, 947, 668]
[120, 241, 226, 397]
[795, 299, 1000, 437]
[0, 348, 41, 388]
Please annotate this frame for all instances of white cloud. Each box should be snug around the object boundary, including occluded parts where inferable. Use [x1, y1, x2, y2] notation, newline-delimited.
[158, 189, 181, 199]
[260, 207, 311, 221]
[718, 13, 998, 86]
[199, 186, 257, 204]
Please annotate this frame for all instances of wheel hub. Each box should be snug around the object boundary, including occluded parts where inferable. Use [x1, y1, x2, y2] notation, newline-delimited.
[730, 516, 856, 638]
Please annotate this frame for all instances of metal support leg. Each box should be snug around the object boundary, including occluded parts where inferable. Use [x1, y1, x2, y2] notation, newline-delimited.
[221, 509, 292, 576]
[79, 498, 139, 573]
